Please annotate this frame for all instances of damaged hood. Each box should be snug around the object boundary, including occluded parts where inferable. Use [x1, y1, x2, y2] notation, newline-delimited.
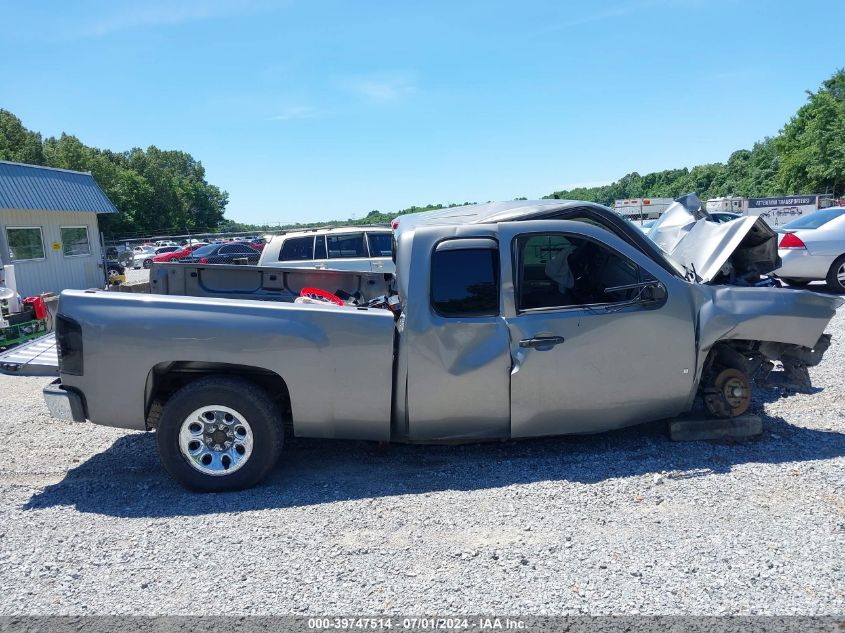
[648, 194, 779, 283]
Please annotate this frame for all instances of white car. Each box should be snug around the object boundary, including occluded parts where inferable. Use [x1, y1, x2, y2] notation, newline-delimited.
[133, 246, 180, 269]
[258, 227, 395, 274]
[773, 207, 845, 292]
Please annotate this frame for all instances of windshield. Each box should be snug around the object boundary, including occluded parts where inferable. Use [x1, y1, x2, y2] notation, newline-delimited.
[782, 208, 845, 230]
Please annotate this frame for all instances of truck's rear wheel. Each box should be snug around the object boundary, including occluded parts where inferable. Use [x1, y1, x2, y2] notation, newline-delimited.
[155, 376, 283, 492]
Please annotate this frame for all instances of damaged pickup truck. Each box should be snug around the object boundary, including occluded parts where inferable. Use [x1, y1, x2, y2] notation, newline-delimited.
[44, 197, 842, 491]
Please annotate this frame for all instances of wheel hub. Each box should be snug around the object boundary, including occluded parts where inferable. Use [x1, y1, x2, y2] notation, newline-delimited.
[704, 368, 752, 418]
[178, 406, 253, 476]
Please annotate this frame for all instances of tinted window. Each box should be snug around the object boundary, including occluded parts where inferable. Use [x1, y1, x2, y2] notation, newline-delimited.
[231, 244, 254, 253]
[431, 248, 499, 317]
[314, 236, 327, 259]
[279, 236, 314, 261]
[782, 208, 845, 230]
[327, 233, 366, 258]
[191, 243, 219, 257]
[517, 233, 642, 311]
[367, 233, 393, 257]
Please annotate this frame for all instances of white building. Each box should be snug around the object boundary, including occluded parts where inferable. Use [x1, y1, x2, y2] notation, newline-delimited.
[0, 161, 117, 297]
[613, 197, 675, 220]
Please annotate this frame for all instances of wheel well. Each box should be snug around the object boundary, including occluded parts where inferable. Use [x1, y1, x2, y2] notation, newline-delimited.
[144, 362, 292, 432]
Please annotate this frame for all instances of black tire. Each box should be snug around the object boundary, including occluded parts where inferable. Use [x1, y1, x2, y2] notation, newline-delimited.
[826, 255, 845, 293]
[143, 259, 153, 269]
[782, 278, 811, 287]
[155, 376, 284, 492]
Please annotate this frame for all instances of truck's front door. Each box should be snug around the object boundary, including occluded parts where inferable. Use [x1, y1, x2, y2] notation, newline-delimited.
[498, 221, 696, 437]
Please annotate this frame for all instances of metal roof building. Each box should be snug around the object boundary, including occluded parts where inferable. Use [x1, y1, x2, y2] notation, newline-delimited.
[0, 161, 117, 297]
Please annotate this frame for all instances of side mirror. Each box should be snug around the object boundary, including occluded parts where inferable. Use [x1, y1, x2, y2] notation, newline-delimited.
[603, 279, 667, 309]
[640, 281, 667, 304]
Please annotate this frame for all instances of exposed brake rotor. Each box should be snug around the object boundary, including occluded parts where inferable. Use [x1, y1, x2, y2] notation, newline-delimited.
[704, 368, 752, 418]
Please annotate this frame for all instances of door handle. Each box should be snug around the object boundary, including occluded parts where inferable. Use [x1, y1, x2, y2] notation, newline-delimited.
[519, 336, 565, 349]
[314, 263, 326, 269]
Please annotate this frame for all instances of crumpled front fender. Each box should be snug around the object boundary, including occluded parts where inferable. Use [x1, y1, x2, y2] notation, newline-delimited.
[695, 286, 842, 352]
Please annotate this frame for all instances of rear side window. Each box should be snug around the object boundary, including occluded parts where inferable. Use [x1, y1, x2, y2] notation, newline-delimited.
[782, 208, 845, 230]
[314, 236, 327, 259]
[367, 232, 393, 257]
[191, 243, 218, 257]
[431, 248, 499, 317]
[327, 233, 367, 258]
[279, 236, 314, 261]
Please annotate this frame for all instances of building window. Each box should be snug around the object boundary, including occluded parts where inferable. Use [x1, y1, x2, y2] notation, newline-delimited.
[61, 226, 91, 257]
[6, 227, 45, 261]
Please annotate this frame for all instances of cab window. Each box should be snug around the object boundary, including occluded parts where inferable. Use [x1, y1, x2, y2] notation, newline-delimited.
[516, 233, 645, 311]
[431, 248, 499, 317]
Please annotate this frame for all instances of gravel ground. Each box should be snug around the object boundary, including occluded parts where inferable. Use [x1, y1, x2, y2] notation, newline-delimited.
[0, 305, 843, 616]
[123, 267, 150, 285]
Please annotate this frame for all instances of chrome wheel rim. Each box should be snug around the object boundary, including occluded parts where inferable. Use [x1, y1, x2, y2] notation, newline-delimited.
[837, 263, 845, 285]
[178, 405, 254, 476]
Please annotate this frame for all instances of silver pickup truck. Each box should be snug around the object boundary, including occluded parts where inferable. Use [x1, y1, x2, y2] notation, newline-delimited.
[44, 199, 842, 491]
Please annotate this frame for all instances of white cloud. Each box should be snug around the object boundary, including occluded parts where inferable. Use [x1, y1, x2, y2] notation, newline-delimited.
[339, 72, 417, 104]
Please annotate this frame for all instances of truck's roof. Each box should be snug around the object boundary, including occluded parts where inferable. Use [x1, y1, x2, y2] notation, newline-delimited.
[392, 199, 613, 237]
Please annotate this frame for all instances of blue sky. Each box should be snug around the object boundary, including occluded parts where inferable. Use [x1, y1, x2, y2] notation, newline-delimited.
[1, 0, 844, 225]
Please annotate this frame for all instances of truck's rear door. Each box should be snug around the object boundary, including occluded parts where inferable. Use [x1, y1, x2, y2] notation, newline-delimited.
[399, 233, 511, 441]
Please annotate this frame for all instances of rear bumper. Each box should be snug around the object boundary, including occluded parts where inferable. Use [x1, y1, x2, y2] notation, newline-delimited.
[43, 379, 87, 422]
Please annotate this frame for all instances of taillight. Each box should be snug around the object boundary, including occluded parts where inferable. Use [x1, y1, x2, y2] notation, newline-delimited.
[198, 257, 209, 263]
[391, 219, 400, 229]
[779, 233, 806, 249]
[55, 314, 83, 375]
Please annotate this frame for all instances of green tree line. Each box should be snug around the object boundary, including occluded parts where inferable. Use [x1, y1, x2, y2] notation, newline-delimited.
[544, 69, 845, 204]
[0, 111, 228, 237]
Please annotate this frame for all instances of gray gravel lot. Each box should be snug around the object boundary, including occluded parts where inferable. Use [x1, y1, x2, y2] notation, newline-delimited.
[0, 302, 843, 616]
[123, 267, 150, 285]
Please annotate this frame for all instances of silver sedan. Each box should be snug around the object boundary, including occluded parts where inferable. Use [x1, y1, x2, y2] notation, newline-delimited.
[774, 207, 845, 292]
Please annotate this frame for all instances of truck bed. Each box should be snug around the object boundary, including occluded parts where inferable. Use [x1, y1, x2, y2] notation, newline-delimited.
[57, 289, 397, 439]
[149, 261, 392, 303]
